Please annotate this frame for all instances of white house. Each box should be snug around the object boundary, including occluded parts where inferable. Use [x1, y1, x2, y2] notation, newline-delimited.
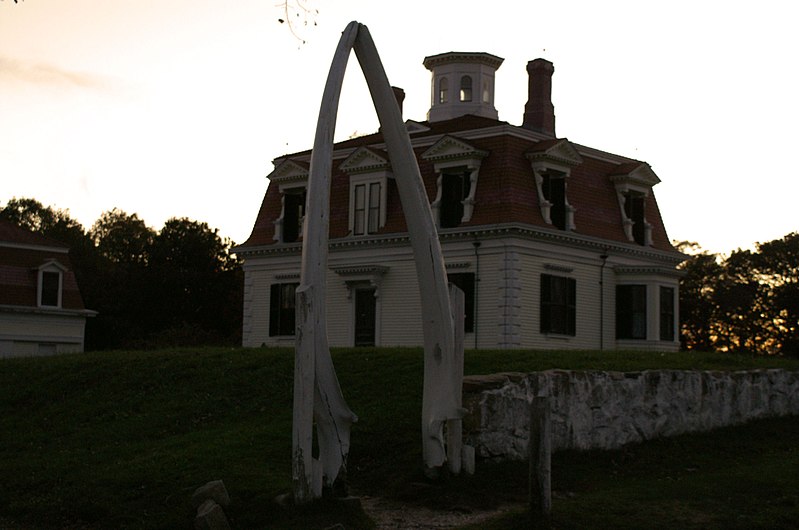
[235, 53, 684, 351]
[0, 221, 95, 357]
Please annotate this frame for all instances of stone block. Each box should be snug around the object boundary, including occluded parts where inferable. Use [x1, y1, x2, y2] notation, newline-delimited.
[194, 499, 231, 530]
[192, 480, 230, 510]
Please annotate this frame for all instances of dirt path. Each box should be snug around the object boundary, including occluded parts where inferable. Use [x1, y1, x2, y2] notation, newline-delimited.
[359, 496, 523, 529]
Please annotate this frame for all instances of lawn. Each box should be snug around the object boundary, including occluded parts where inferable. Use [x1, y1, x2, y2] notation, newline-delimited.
[0, 347, 797, 529]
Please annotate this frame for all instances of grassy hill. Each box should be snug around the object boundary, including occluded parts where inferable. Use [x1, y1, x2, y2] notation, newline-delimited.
[1, 347, 798, 529]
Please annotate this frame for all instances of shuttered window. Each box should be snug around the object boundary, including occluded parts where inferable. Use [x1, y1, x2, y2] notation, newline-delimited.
[541, 274, 576, 335]
[269, 282, 298, 336]
[617, 285, 647, 339]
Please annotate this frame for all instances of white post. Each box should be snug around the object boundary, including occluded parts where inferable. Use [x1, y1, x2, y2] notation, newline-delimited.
[529, 396, 552, 519]
[447, 284, 465, 474]
[291, 22, 466, 502]
[354, 24, 464, 473]
[293, 21, 360, 503]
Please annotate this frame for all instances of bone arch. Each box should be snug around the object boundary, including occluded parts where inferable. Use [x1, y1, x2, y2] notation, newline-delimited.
[292, 21, 464, 503]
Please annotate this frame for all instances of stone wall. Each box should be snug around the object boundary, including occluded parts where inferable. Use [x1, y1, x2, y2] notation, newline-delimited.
[462, 369, 799, 460]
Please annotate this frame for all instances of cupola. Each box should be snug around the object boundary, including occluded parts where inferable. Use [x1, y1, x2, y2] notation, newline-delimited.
[423, 52, 504, 123]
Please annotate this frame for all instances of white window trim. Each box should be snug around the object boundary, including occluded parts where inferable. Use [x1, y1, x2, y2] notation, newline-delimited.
[610, 164, 660, 247]
[614, 184, 653, 246]
[430, 158, 483, 227]
[37, 260, 66, 309]
[333, 265, 388, 347]
[348, 172, 390, 236]
[531, 163, 576, 231]
[273, 182, 307, 243]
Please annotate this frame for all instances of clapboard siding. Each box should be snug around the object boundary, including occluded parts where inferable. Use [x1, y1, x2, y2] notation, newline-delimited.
[240, 232, 681, 351]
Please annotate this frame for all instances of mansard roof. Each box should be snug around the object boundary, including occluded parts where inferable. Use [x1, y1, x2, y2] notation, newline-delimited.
[241, 114, 676, 254]
[0, 221, 87, 310]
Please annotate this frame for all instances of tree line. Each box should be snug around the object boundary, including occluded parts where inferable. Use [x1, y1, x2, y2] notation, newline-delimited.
[1, 198, 242, 351]
[4, 198, 797, 356]
[679, 233, 799, 357]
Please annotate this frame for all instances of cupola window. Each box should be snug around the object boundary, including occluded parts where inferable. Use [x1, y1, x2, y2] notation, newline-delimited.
[459, 76, 472, 102]
[438, 77, 449, 104]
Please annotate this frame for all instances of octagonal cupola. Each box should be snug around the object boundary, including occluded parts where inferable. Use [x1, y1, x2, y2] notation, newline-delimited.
[423, 52, 504, 123]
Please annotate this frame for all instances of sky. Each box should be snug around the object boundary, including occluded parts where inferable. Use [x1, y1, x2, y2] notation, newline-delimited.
[1, 0, 796, 255]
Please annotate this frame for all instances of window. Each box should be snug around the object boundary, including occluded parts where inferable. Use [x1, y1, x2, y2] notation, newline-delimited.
[282, 188, 306, 243]
[40, 271, 60, 307]
[542, 173, 567, 230]
[438, 77, 448, 103]
[660, 286, 675, 341]
[448, 272, 475, 333]
[440, 168, 470, 228]
[269, 282, 298, 336]
[617, 285, 647, 339]
[459, 76, 472, 102]
[541, 274, 576, 335]
[624, 192, 646, 245]
[353, 182, 381, 236]
[482, 77, 490, 103]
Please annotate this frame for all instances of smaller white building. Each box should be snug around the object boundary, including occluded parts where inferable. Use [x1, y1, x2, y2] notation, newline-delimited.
[0, 221, 95, 358]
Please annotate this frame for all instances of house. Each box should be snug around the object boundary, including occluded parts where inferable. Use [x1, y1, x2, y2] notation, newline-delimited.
[235, 53, 684, 351]
[0, 221, 95, 357]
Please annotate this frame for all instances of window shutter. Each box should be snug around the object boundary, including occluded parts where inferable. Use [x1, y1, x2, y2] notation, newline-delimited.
[269, 283, 281, 336]
[567, 277, 576, 335]
[540, 274, 551, 333]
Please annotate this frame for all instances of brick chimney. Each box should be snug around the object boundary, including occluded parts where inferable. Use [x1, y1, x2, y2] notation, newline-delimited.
[523, 58, 555, 137]
[392, 86, 405, 117]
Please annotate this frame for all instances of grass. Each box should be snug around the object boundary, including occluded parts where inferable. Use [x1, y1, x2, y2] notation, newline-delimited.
[0, 347, 797, 529]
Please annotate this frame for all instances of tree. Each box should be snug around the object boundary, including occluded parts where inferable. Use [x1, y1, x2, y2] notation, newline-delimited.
[678, 233, 799, 357]
[90, 209, 154, 265]
[753, 233, 799, 356]
[0, 197, 88, 249]
[677, 242, 722, 351]
[147, 218, 242, 345]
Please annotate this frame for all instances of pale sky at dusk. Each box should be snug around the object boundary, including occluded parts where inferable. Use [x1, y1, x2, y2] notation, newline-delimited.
[1, 0, 796, 255]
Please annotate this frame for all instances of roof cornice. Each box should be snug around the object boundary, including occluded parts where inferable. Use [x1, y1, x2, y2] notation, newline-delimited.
[423, 52, 504, 70]
[236, 223, 685, 265]
[0, 241, 69, 254]
[0, 304, 97, 317]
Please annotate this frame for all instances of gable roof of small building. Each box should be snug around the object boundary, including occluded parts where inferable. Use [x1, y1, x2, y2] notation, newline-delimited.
[0, 220, 87, 310]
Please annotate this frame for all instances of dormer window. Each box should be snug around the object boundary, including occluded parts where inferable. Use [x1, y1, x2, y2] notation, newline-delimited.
[267, 159, 310, 244]
[37, 260, 66, 308]
[281, 187, 306, 243]
[526, 139, 582, 232]
[541, 171, 568, 230]
[440, 168, 471, 228]
[339, 147, 392, 237]
[422, 136, 488, 229]
[610, 163, 660, 247]
[353, 182, 381, 235]
[40, 271, 60, 307]
[438, 77, 449, 103]
[459, 76, 472, 102]
[623, 191, 646, 245]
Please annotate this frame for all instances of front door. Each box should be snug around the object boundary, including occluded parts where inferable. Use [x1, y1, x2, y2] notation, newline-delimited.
[354, 288, 376, 347]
